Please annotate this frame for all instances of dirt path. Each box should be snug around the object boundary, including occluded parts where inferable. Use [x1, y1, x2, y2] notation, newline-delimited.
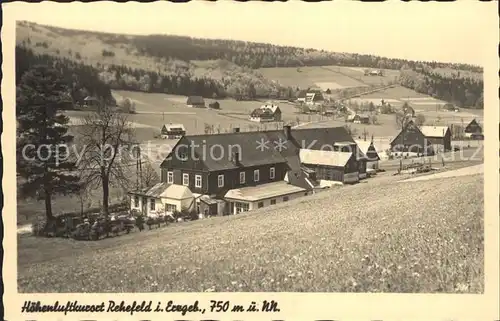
[400, 164, 483, 183]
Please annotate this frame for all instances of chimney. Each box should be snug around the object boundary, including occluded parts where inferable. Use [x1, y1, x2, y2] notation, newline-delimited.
[233, 127, 240, 133]
[284, 125, 291, 139]
[232, 152, 240, 166]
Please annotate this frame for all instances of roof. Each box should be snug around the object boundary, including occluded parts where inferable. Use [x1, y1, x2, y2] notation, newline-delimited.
[288, 127, 355, 150]
[355, 114, 370, 119]
[250, 107, 275, 117]
[299, 149, 353, 167]
[165, 131, 289, 171]
[161, 126, 356, 171]
[420, 125, 450, 138]
[163, 123, 185, 131]
[261, 104, 280, 113]
[354, 140, 380, 161]
[130, 182, 170, 198]
[83, 96, 99, 101]
[224, 181, 306, 202]
[161, 184, 193, 200]
[186, 96, 205, 105]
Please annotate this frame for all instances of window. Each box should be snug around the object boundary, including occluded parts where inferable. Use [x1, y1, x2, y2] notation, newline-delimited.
[239, 172, 246, 184]
[182, 173, 189, 186]
[195, 175, 202, 188]
[234, 202, 250, 214]
[283, 196, 289, 202]
[269, 167, 275, 179]
[254, 169, 260, 182]
[258, 202, 264, 208]
[270, 199, 276, 205]
[166, 204, 177, 212]
[150, 199, 156, 211]
[134, 196, 139, 207]
[167, 171, 173, 184]
[218, 174, 224, 187]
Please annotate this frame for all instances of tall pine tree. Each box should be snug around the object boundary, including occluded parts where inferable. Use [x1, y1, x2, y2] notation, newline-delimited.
[17, 65, 81, 220]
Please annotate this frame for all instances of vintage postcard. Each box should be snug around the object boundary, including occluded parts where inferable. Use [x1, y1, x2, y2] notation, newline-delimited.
[2, 1, 499, 320]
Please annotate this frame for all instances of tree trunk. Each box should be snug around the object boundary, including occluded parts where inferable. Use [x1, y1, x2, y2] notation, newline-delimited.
[102, 173, 110, 216]
[45, 188, 54, 220]
[102, 172, 110, 238]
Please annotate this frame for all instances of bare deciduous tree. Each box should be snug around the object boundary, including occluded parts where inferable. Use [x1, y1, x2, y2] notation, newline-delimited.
[78, 107, 135, 218]
[141, 161, 160, 188]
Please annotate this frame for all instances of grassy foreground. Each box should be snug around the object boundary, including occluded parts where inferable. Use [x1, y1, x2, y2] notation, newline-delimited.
[18, 173, 483, 293]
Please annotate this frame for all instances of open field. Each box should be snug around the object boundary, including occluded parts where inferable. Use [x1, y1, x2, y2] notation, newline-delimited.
[258, 65, 400, 89]
[18, 172, 483, 293]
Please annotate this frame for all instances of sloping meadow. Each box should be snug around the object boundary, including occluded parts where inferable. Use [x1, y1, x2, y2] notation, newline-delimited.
[18, 174, 484, 293]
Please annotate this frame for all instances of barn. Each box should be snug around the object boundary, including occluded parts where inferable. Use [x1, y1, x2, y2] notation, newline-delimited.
[419, 125, 452, 153]
[186, 96, 206, 108]
[390, 120, 434, 156]
[299, 149, 359, 184]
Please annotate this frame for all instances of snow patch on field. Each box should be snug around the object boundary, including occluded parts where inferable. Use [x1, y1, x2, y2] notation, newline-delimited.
[349, 98, 401, 105]
[345, 67, 366, 73]
[67, 116, 155, 129]
[315, 82, 349, 90]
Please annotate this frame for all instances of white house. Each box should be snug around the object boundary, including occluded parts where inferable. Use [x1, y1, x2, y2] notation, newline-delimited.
[129, 182, 196, 217]
[161, 123, 186, 139]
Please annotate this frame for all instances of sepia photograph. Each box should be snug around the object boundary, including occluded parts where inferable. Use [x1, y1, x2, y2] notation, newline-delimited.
[2, 1, 499, 319]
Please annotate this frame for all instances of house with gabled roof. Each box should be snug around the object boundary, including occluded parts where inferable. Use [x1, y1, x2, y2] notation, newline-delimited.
[151, 125, 370, 216]
[186, 96, 205, 108]
[355, 139, 381, 171]
[464, 119, 482, 138]
[161, 123, 186, 139]
[299, 149, 359, 184]
[128, 182, 196, 217]
[390, 120, 451, 155]
[249, 103, 282, 122]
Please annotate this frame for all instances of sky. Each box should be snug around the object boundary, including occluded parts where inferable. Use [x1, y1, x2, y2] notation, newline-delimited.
[6, 1, 497, 65]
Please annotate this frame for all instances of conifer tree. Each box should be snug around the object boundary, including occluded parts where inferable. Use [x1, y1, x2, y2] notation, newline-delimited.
[16, 65, 81, 220]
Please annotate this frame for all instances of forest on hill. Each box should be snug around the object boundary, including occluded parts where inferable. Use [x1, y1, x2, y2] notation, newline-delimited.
[16, 46, 114, 105]
[17, 21, 484, 108]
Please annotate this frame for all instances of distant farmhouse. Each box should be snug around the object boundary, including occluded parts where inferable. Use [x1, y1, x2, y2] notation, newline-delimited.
[464, 119, 483, 138]
[352, 114, 370, 124]
[129, 125, 372, 217]
[364, 69, 384, 76]
[186, 96, 205, 108]
[161, 123, 186, 139]
[249, 103, 282, 122]
[82, 96, 100, 108]
[297, 90, 324, 106]
[390, 120, 451, 155]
